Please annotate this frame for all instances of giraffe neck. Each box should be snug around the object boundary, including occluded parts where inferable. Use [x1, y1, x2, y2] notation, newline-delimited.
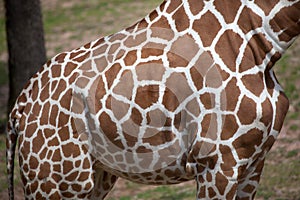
[159, 0, 300, 69]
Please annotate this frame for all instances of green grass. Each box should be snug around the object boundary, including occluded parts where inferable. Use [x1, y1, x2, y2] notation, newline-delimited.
[0, 134, 12, 192]
[0, 134, 7, 191]
[290, 124, 298, 131]
[0, 17, 6, 55]
[42, 0, 161, 43]
[0, 0, 6, 55]
[275, 55, 299, 100]
[0, 0, 162, 57]
[41, 0, 162, 59]
[275, 51, 300, 124]
[120, 197, 131, 200]
[287, 150, 298, 158]
[43, 2, 108, 33]
[107, 183, 196, 200]
[258, 159, 300, 199]
[288, 112, 299, 120]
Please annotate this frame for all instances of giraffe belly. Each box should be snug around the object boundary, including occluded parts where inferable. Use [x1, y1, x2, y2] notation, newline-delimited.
[71, 83, 200, 184]
[86, 125, 195, 184]
[98, 155, 194, 185]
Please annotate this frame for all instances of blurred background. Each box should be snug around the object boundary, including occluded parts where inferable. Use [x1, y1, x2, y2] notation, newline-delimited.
[0, 0, 299, 199]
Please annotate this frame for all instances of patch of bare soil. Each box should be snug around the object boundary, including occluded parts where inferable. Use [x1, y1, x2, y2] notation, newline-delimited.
[0, 186, 24, 200]
[107, 179, 196, 200]
[41, 0, 81, 11]
[108, 179, 157, 199]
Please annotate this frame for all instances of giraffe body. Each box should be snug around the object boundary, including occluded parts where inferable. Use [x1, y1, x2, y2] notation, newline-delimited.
[6, 0, 300, 199]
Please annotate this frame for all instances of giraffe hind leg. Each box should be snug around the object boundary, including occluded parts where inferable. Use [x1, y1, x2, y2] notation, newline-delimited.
[195, 168, 239, 200]
[236, 158, 265, 200]
[89, 168, 118, 200]
[194, 156, 265, 200]
[194, 156, 267, 199]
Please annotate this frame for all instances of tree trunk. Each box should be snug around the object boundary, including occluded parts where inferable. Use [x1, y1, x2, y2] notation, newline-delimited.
[4, 0, 46, 112]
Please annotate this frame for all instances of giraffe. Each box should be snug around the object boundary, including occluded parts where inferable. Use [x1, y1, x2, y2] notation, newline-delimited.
[6, 0, 300, 199]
